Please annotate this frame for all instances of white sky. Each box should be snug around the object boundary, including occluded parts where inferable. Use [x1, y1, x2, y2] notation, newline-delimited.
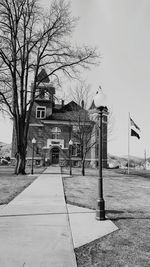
[1, 0, 150, 158]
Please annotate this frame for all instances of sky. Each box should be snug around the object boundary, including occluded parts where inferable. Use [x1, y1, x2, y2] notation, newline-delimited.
[1, 0, 150, 158]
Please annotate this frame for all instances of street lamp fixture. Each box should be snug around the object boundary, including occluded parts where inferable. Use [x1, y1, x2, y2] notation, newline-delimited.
[31, 137, 36, 175]
[94, 88, 107, 220]
[69, 139, 73, 176]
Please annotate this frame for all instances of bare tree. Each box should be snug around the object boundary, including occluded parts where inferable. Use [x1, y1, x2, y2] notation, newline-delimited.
[67, 83, 96, 176]
[69, 81, 92, 108]
[73, 114, 95, 176]
[0, 0, 99, 174]
[68, 84, 115, 174]
[107, 108, 115, 142]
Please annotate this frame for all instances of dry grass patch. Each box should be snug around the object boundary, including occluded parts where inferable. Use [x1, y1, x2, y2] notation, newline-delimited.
[62, 167, 150, 267]
[0, 166, 45, 205]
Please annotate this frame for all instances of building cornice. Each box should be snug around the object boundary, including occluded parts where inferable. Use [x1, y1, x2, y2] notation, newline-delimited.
[42, 120, 91, 126]
[29, 123, 44, 127]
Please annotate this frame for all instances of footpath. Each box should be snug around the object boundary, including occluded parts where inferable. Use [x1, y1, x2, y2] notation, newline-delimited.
[0, 166, 118, 267]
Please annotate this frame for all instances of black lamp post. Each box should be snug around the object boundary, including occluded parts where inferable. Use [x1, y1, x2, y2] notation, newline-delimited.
[69, 139, 73, 176]
[94, 88, 107, 221]
[31, 137, 36, 175]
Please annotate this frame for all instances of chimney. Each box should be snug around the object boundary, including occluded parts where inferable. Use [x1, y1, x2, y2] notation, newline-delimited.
[61, 99, 64, 107]
[81, 100, 84, 109]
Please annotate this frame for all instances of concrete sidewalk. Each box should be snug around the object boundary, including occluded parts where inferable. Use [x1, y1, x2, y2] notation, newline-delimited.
[0, 166, 118, 267]
[0, 166, 77, 267]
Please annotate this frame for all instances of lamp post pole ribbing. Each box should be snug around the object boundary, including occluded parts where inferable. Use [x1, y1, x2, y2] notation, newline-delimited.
[96, 107, 105, 220]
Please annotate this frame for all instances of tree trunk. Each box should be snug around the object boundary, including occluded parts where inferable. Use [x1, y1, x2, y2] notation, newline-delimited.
[81, 160, 85, 176]
[14, 146, 27, 175]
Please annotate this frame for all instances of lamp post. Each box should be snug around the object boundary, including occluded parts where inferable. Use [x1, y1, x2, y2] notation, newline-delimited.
[94, 88, 107, 220]
[69, 139, 73, 176]
[31, 137, 36, 175]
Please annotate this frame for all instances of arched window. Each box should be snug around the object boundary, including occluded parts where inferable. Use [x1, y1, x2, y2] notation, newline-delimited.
[51, 127, 61, 139]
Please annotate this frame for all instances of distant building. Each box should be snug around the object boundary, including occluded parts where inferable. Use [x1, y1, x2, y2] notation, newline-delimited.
[11, 69, 108, 168]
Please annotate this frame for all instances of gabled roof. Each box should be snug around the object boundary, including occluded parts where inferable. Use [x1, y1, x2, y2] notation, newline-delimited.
[89, 100, 95, 110]
[37, 69, 50, 83]
[60, 101, 83, 112]
[46, 101, 90, 122]
[89, 99, 108, 113]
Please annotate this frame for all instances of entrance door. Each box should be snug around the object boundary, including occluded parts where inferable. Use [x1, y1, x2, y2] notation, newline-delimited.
[51, 147, 59, 164]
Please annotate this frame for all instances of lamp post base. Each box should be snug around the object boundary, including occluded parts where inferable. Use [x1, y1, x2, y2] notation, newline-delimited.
[96, 199, 105, 220]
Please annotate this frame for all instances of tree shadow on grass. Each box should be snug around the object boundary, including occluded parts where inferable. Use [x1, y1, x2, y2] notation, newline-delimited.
[106, 209, 150, 221]
[112, 216, 150, 221]
[106, 209, 124, 214]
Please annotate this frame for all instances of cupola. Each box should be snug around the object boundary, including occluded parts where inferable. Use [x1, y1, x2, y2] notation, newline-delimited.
[35, 69, 55, 101]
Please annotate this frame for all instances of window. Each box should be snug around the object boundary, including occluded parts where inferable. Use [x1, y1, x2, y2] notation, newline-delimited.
[72, 143, 81, 157]
[51, 127, 61, 139]
[96, 125, 99, 137]
[36, 142, 42, 155]
[96, 143, 99, 158]
[76, 144, 81, 157]
[35, 159, 41, 165]
[38, 89, 45, 99]
[36, 106, 46, 119]
[38, 128, 43, 137]
[73, 125, 80, 132]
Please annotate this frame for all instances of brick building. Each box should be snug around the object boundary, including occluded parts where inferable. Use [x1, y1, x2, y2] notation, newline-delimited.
[11, 69, 108, 168]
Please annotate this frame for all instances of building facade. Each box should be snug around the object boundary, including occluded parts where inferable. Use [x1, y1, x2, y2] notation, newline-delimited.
[11, 69, 108, 168]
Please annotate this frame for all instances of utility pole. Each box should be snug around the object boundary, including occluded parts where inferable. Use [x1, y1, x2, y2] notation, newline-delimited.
[144, 149, 147, 170]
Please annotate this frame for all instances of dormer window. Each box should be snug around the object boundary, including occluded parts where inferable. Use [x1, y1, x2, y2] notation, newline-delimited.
[36, 106, 46, 119]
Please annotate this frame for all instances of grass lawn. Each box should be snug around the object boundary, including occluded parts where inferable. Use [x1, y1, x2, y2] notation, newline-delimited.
[0, 165, 45, 205]
[62, 167, 150, 267]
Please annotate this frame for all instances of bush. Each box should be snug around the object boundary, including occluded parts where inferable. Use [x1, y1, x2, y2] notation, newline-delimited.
[5, 156, 10, 162]
[1, 158, 9, 165]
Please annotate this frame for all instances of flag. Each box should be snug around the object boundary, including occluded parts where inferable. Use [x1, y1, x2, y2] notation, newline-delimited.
[131, 128, 140, 139]
[130, 117, 140, 131]
[130, 116, 140, 139]
[128, 114, 141, 175]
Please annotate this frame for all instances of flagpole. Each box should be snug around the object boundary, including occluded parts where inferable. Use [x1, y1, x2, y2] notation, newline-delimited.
[128, 112, 130, 174]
